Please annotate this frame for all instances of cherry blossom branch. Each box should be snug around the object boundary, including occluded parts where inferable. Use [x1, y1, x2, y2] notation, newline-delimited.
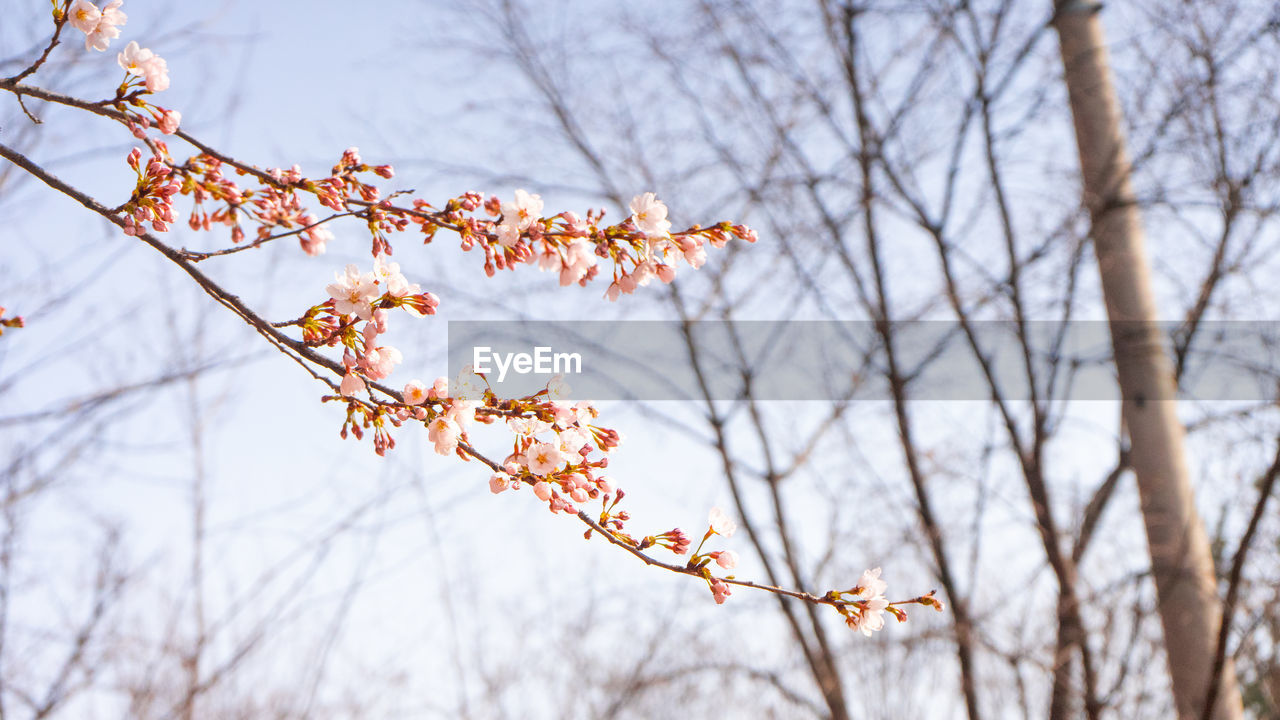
[0, 140, 340, 385]
[4, 134, 941, 627]
[0, 78, 124, 117]
[458, 438, 939, 623]
[0, 2, 945, 633]
[175, 212, 358, 262]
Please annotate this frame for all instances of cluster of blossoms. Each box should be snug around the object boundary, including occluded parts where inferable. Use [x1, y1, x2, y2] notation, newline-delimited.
[841, 568, 891, 636]
[690, 507, 741, 604]
[488, 384, 619, 516]
[6, 2, 942, 634]
[467, 188, 756, 301]
[391, 369, 752, 608]
[827, 568, 944, 636]
[97, 103, 752, 304]
[120, 145, 180, 235]
[241, 253, 436, 455]
[307, 256, 440, 445]
[161, 148, 390, 255]
[64, 0, 181, 135]
[399, 369, 619, 504]
[67, 0, 125, 52]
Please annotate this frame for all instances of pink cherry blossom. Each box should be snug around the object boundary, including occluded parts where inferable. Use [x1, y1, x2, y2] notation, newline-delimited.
[560, 210, 588, 236]
[572, 401, 596, 423]
[629, 192, 672, 238]
[427, 416, 461, 456]
[501, 189, 543, 231]
[856, 567, 888, 599]
[445, 399, 478, 428]
[713, 550, 739, 570]
[708, 507, 737, 538]
[116, 40, 150, 72]
[848, 598, 890, 637]
[508, 417, 552, 437]
[451, 365, 486, 400]
[548, 400, 576, 427]
[361, 345, 401, 380]
[372, 254, 405, 287]
[547, 376, 573, 402]
[536, 246, 559, 272]
[326, 264, 380, 319]
[79, 0, 127, 51]
[489, 473, 511, 494]
[361, 318, 383, 346]
[631, 258, 657, 288]
[402, 380, 428, 405]
[495, 222, 520, 248]
[549, 494, 576, 515]
[616, 273, 638, 295]
[68, 0, 101, 35]
[143, 57, 169, 92]
[297, 214, 330, 255]
[849, 568, 890, 637]
[100, 2, 126, 28]
[117, 42, 169, 91]
[157, 108, 181, 135]
[386, 272, 421, 299]
[339, 371, 365, 397]
[556, 427, 590, 456]
[532, 481, 553, 501]
[558, 238, 597, 287]
[679, 236, 707, 268]
[526, 442, 564, 476]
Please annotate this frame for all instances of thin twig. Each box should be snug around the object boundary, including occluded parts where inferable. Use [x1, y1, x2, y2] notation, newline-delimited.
[1201, 438, 1280, 720]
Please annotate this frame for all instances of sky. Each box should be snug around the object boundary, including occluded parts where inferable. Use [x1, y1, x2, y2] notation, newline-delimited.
[5, 1, 1280, 718]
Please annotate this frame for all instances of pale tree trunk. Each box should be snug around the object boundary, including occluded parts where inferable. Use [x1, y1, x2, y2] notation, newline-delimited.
[1052, 4, 1242, 719]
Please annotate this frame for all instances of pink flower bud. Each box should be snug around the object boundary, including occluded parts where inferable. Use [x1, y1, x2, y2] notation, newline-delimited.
[339, 371, 366, 397]
[158, 109, 181, 135]
[710, 578, 732, 604]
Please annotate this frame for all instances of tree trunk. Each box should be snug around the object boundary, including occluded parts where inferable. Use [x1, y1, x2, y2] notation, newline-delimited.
[1051, 4, 1243, 719]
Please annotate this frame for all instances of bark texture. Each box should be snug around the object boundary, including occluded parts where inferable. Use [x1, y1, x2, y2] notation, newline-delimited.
[1052, 4, 1243, 719]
